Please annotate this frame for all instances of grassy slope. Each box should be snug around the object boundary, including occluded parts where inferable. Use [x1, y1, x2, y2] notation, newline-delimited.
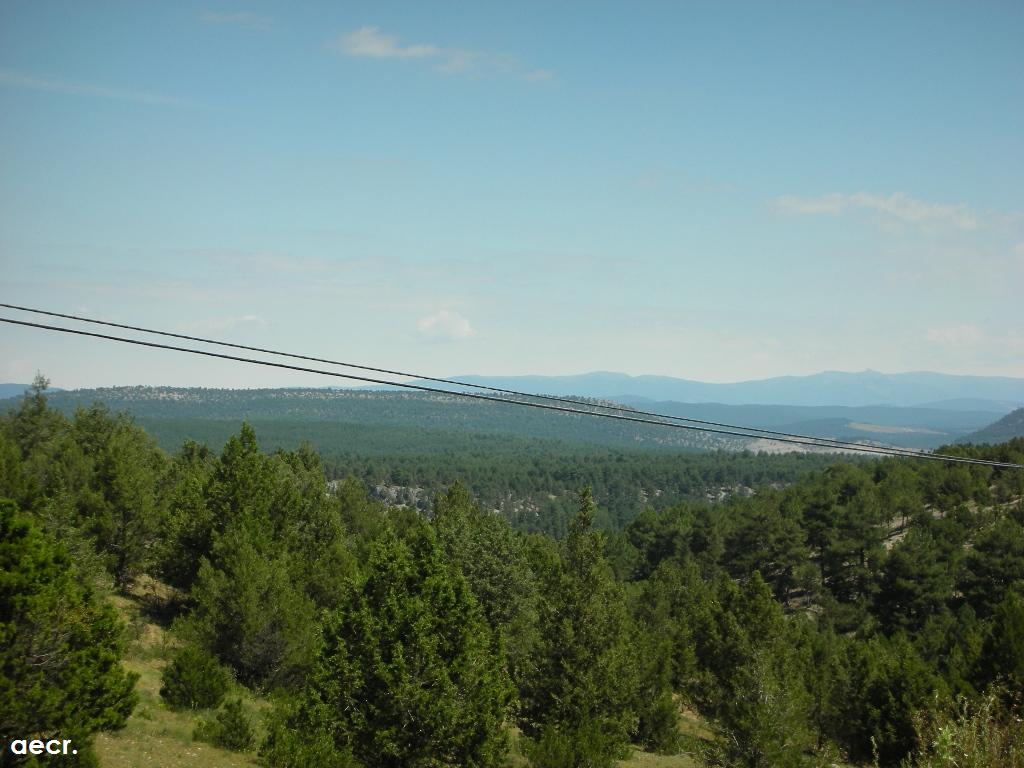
[94, 582, 261, 768]
[95, 580, 703, 768]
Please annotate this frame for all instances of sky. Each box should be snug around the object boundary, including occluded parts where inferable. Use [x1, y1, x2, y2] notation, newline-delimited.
[1, 1, 1022, 389]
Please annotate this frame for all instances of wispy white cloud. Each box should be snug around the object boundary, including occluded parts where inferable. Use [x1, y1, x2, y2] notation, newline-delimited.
[775, 191, 979, 230]
[775, 193, 846, 215]
[417, 309, 475, 341]
[334, 26, 551, 82]
[925, 324, 985, 346]
[0, 69, 190, 106]
[340, 26, 439, 60]
[199, 10, 274, 31]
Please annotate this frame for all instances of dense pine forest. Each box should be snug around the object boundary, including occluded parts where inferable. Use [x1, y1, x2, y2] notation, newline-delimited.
[15, 385, 852, 536]
[2, 378, 1023, 767]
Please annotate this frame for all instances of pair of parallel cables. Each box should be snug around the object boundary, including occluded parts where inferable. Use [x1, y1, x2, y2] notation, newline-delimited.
[0, 302, 1020, 469]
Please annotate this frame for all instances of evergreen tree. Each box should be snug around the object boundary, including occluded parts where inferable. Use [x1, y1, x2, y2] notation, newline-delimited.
[690, 573, 812, 768]
[960, 516, 1024, 618]
[159, 645, 230, 710]
[0, 500, 137, 766]
[6, 374, 65, 461]
[157, 440, 216, 591]
[979, 589, 1024, 696]
[187, 519, 317, 690]
[269, 445, 357, 610]
[69, 405, 167, 586]
[829, 633, 944, 765]
[914, 606, 985, 698]
[431, 483, 539, 683]
[875, 528, 951, 633]
[518, 488, 638, 766]
[724, 490, 809, 601]
[271, 518, 511, 768]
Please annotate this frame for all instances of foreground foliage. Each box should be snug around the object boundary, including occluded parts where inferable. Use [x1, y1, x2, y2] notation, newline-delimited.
[158, 645, 230, 711]
[265, 517, 512, 768]
[0, 499, 137, 766]
[905, 694, 1024, 768]
[2, 378, 1023, 768]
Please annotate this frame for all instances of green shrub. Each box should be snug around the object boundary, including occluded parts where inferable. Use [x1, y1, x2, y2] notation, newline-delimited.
[904, 693, 1024, 768]
[262, 698, 361, 768]
[636, 691, 683, 755]
[194, 698, 255, 752]
[159, 645, 230, 710]
[525, 723, 628, 768]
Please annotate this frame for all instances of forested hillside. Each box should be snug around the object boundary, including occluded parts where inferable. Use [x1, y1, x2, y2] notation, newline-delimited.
[2, 380, 1023, 767]
[4, 385, 853, 535]
[960, 408, 1024, 445]
[11, 385, 1010, 452]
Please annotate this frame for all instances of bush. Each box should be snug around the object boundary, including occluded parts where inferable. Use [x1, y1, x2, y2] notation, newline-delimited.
[159, 645, 230, 710]
[904, 693, 1024, 768]
[525, 723, 629, 768]
[194, 698, 255, 752]
[636, 691, 683, 754]
[262, 698, 361, 768]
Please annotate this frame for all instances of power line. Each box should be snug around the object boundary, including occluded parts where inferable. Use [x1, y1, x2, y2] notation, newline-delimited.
[0, 302, 978, 461]
[2, 314, 1020, 469]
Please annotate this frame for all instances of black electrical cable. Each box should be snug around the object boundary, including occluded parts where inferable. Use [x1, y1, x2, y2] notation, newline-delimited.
[0, 302, 968, 460]
[2, 315, 1020, 469]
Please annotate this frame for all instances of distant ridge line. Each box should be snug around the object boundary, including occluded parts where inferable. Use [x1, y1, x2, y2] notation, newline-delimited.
[1, 308, 1021, 469]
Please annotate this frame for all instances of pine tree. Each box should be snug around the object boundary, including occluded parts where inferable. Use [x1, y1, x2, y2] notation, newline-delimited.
[431, 483, 539, 684]
[960, 516, 1024, 618]
[187, 520, 317, 690]
[690, 573, 812, 768]
[979, 589, 1024, 697]
[518, 488, 638, 766]
[0, 499, 138, 766]
[269, 518, 511, 768]
[157, 441, 216, 591]
[829, 633, 944, 765]
[875, 528, 952, 633]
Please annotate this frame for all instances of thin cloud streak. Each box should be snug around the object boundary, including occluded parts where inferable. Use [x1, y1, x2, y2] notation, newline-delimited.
[775, 191, 979, 229]
[925, 325, 985, 346]
[334, 26, 552, 82]
[0, 69, 191, 107]
[340, 26, 439, 59]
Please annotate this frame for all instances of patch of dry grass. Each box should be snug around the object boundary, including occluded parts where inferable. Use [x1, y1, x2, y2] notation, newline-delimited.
[95, 583, 261, 768]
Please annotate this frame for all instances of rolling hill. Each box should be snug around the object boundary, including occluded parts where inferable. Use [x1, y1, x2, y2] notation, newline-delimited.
[0, 384, 1008, 452]
[958, 408, 1024, 444]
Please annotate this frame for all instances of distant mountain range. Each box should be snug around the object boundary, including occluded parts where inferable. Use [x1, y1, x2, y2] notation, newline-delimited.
[416, 370, 1024, 411]
[0, 383, 63, 400]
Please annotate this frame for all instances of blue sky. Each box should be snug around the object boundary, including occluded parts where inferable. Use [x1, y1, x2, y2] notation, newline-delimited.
[1, 1, 1022, 388]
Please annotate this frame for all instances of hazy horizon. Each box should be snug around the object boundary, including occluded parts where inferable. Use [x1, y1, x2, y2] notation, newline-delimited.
[5, 366, 1024, 402]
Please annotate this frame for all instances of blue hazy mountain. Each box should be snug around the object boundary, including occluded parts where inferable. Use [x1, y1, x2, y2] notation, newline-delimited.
[426, 370, 1023, 410]
[0, 383, 64, 399]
